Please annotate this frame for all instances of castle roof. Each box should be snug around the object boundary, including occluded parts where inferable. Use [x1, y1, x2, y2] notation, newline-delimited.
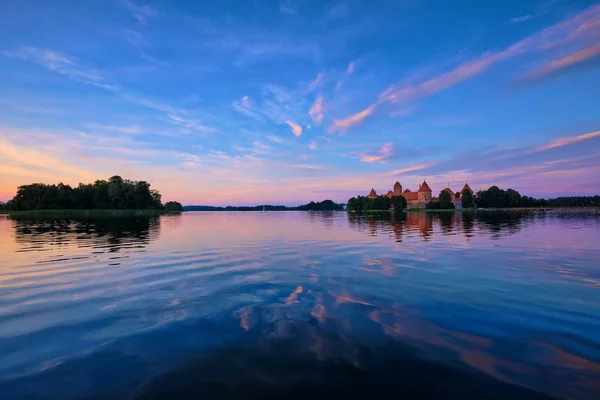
[462, 183, 473, 193]
[394, 181, 401, 187]
[368, 188, 377, 196]
[418, 181, 432, 192]
[403, 188, 411, 193]
[386, 190, 394, 196]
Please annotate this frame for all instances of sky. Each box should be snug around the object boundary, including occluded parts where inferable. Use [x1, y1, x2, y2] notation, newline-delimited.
[1, 0, 599, 206]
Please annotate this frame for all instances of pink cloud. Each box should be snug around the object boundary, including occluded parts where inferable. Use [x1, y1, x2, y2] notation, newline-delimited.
[537, 130, 600, 151]
[285, 120, 303, 136]
[359, 142, 395, 163]
[522, 41, 600, 79]
[309, 141, 318, 151]
[309, 96, 324, 124]
[241, 95, 250, 108]
[388, 162, 438, 176]
[332, 4, 600, 131]
[330, 104, 376, 132]
[307, 72, 325, 92]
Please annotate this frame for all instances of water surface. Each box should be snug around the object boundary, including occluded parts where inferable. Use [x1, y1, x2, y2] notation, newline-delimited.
[0, 211, 599, 399]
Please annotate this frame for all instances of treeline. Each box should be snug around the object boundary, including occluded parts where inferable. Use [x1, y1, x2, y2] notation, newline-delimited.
[0, 201, 7, 211]
[297, 200, 344, 211]
[184, 200, 344, 212]
[347, 195, 406, 211]
[546, 196, 600, 207]
[184, 205, 290, 211]
[5, 176, 182, 212]
[475, 187, 600, 208]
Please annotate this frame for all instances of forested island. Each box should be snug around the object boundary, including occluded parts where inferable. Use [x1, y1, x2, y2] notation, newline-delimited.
[4, 176, 183, 212]
[347, 185, 600, 212]
[185, 199, 344, 212]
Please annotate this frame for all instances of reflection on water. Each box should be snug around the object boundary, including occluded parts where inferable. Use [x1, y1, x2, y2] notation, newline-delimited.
[0, 211, 599, 399]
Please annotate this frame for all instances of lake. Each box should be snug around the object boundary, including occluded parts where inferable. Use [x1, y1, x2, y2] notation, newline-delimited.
[0, 211, 599, 399]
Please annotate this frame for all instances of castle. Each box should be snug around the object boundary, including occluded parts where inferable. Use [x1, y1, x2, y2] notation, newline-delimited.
[367, 181, 473, 208]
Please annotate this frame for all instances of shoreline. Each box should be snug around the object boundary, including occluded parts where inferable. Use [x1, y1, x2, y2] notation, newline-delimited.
[3, 209, 183, 217]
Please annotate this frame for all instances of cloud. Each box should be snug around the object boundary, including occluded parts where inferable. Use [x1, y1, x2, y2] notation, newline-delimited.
[242, 95, 250, 108]
[3, 47, 118, 91]
[309, 141, 318, 151]
[267, 135, 285, 144]
[121, 0, 158, 24]
[388, 162, 438, 176]
[347, 59, 358, 75]
[285, 120, 303, 136]
[309, 97, 324, 124]
[359, 142, 395, 163]
[330, 104, 376, 132]
[521, 42, 600, 80]
[508, 11, 548, 24]
[536, 130, 600, 151]
[86, 123, 144, 134]
[307, 73, 325, 92]
[332, 4, 600, 131]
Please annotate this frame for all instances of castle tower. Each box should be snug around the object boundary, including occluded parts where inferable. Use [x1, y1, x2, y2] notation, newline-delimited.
[367, 188, 377, 199]
[393, 181, 402, 196]
[417, 180, 432, 203]
[460, 183, 473, 198]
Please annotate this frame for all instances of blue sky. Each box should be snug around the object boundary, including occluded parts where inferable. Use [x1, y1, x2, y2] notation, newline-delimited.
[1, 0, 599, 205]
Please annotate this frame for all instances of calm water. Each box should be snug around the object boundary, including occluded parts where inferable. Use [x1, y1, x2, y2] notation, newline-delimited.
[0, 211, 599, 399]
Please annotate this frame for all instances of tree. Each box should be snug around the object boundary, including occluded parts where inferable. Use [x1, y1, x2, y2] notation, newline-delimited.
[5, 176, 178, 211]
[461, 190, 474, 208]
[164, 201, 184, 211]
[390, 195, 406, 211]
[439, 190, 454, 209]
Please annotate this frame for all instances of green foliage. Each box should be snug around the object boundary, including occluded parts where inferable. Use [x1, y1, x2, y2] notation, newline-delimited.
[425, 201, 441, 210]
[390, 195, 407, 211]
[7, 176, 168, 211]
[297, 199, 344, 211]
[347, 195, 401, 211]
[476, 186, 547, 208]
[461, 190, 474, 208]
[164, 201, 184, 211]
[439, 190, 455, 209]
[544, 196, 600, 207]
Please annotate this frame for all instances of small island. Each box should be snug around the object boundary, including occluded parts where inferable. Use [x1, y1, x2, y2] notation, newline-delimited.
[347, 180, 600, 212]
[3, 176, 183, 215]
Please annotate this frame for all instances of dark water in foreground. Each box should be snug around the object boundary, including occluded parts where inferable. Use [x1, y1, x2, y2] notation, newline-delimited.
[0, 211, 599, 399]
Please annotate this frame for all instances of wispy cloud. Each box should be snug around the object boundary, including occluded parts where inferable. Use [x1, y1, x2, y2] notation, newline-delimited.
[3, 47, 118, 91]
[388, 162, 437, 176]
[85, 123, 144, 135]
[307, 73, 325, 92]
[359, 142, 395, 163]
[508, 11, 549, 24]
[309, 96, 324, 124]
[537, 130, 600, 151]
[267, 135, 285, 144]
[121, 0, 158, 24]
[285, 120, 303, 136]
[331, 104, 376, 132]
[309, 141, 318, 151]
[521, 42, 600, 80]
[331, 4, 600, 131]
[347, 59, 358, 75]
